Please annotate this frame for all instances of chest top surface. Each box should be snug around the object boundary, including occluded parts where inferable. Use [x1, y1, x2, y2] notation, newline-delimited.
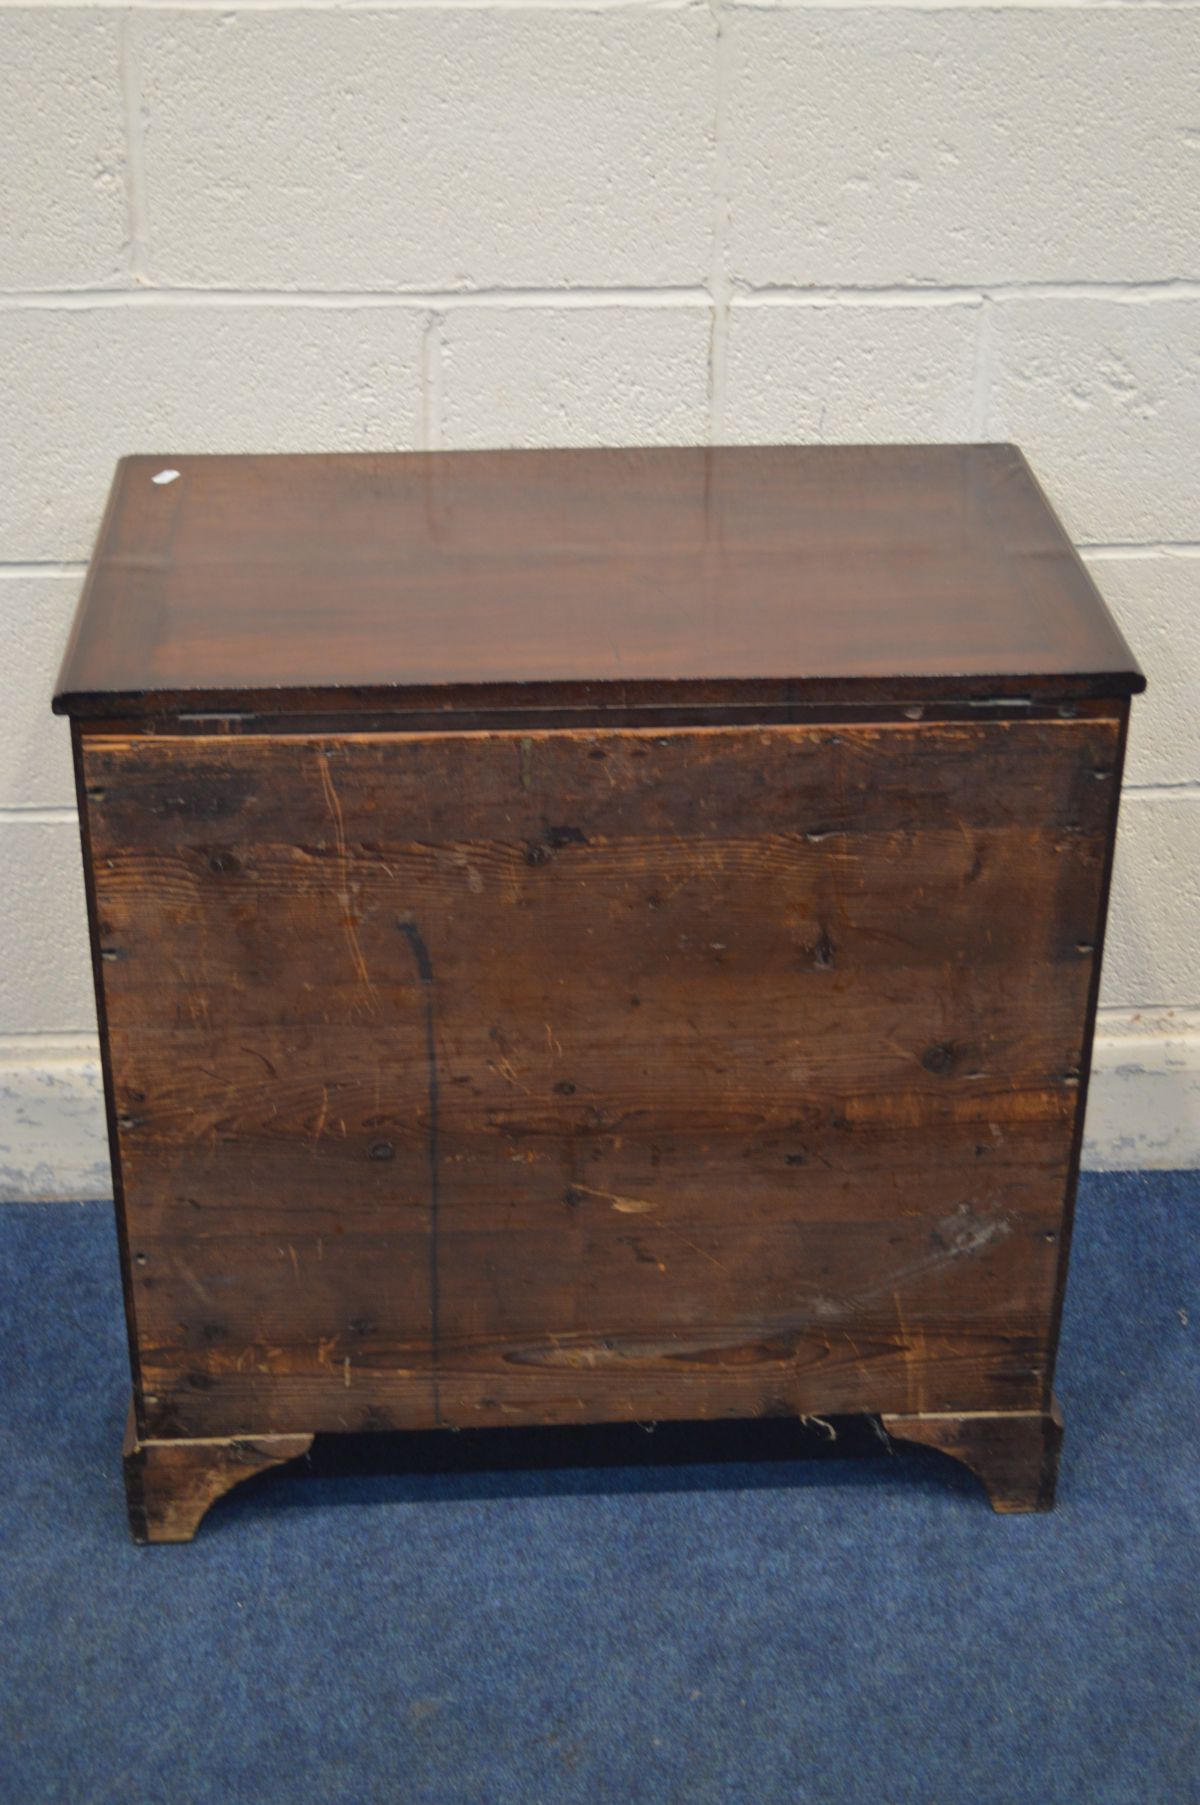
[54, 443, 1142, 719]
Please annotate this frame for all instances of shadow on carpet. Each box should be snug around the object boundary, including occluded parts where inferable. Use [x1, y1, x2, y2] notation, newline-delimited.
[0, 1171, 1196, 1805]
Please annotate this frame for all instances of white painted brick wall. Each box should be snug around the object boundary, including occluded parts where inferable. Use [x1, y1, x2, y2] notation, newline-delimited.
[440, 306, 712, 447]
[722, 301, 980, 442]
[726, 10, 1200, 287]
[0, 821, 95, 1032]
[1, 305, 425, 560]
[1, 0, 1198, 1191]
[1085, 555, 1200, 790]
[134, 9, 716, 290]
[0, 10, 126, 288]
[0, 575, 79, 813]
[1106, 795, 1200, 1013]
[986, 299, 1200, 544]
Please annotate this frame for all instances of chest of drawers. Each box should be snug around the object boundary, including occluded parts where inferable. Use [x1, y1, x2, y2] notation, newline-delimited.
[54, 443, 1142, 1540]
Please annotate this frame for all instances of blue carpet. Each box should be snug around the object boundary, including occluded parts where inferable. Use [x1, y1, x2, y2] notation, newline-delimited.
[0, 1172, 1196, 1805]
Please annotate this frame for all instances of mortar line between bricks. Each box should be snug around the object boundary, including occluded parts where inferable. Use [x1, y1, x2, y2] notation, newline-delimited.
[11, 0, 1200, 10]
[4, 281, 1199, 309]
[0, 563, 89, 578]
[1122, 782, 1200, 799]
[422, 310, 445, 451]
[1094, 1006, 1200, 1030]
[0, 1032, 101, 1059]
[735, 280, 1200, 304]
[51, 0, 706, 11]
[0, 286, 715, 310]
[969, 297, 993, 438]
[731, 0, 1200, 10]
[1082, 542, 1200, 560]
[118, 11, 151, 284]
[705, 0, 732, 443]
[0, 807, 80, 826]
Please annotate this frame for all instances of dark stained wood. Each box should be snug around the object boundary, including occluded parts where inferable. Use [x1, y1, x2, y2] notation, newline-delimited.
[1043, 704, 1132, 1404]
[82, 718, 1113, 1455]
[54, 446, 1143, 719]
[882, 1395, 1064, 1512]
[58, 444, 1139, 1533]
[84, 719, 1116, 1041]
[122, 1401, 312, 1543]
[70, 719, 146, 1409]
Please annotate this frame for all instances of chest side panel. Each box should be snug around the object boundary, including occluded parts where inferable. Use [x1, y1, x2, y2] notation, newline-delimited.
[83, 719, 1119, 1437]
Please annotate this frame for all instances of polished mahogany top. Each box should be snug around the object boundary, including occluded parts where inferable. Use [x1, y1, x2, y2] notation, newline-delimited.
[54, 443, 1143, 718]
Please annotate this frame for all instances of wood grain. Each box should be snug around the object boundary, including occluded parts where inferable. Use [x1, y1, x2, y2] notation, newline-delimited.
[85, 717, 1117, 1444]
[54, 446, 1143, 718]
[122, 1401, 312, 1543]
[883, 1396, 1065, 1512]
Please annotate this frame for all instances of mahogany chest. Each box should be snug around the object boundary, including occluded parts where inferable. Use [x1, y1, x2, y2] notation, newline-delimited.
[54, 444, 1143, 1541]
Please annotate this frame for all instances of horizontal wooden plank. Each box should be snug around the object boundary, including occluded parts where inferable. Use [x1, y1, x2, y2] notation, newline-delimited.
[84, 718, 1120, 841]
[90, 824, 1104, 1031]
[106, 965, 1087, 1141]
[142, 1335, 1047, 1438]
[117, 1115, 1073, 1242]
[134, 1208, 1055, 1437]
[86, 726, 1115, 1025]
[133, 1211, 1057, 1350]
